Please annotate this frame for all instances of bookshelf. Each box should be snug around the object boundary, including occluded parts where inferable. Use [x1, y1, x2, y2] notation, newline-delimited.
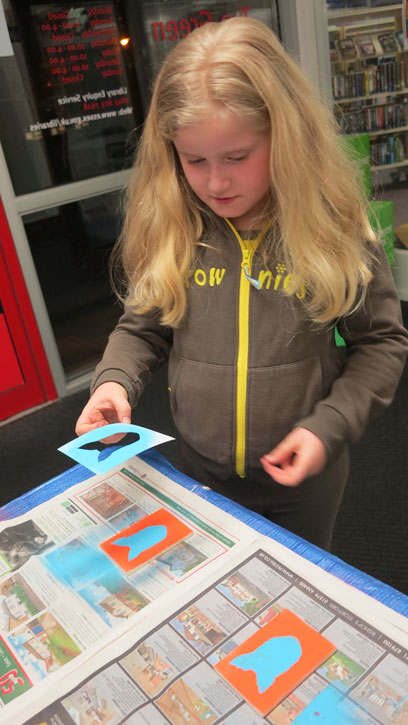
[327, 1, 408, 178]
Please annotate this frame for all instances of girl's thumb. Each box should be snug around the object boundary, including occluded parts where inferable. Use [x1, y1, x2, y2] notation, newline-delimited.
[117, 403, 131, 424]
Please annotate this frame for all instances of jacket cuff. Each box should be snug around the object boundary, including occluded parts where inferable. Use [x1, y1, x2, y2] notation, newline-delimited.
[296, 405, 349, 464]
[91, 369, 142, 408]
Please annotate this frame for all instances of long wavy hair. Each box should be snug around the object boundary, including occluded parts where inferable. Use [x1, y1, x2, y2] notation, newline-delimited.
[113, 16, 377, 326]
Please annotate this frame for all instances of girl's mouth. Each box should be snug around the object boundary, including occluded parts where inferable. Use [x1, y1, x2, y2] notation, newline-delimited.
[212, 196, 238, 204]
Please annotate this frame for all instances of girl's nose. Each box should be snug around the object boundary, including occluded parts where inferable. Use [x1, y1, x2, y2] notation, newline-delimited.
[207, 166, 230, 193]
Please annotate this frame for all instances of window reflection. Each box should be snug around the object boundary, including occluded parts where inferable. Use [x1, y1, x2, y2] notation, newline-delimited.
[0, 0, 142, 195]
[23, 193, 123, 377]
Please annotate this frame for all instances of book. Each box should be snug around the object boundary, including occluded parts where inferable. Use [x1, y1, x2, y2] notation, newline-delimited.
[330, 39, 339, 62]
[378, 33, 399, 54]
[327, 1, 366, 8]
[397, 31, 404, 51]
[371, 0, 400, 5]
[338, 38, 357, 59]
[357, 35, 375, 56]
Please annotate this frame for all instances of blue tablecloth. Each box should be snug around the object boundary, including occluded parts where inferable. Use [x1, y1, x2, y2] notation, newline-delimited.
[1, 450, 407, 617]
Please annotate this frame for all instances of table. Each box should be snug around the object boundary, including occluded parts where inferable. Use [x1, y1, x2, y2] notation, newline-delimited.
[1, 449, 407, 618]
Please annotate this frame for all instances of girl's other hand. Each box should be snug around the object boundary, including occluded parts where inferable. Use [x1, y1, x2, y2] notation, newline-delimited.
[260, 427, 327, 487]
[75, 382, 131, 444]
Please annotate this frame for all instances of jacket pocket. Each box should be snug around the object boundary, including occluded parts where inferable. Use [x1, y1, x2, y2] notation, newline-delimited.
[169, 356, 234, 465]
[247, 354, 323, 467]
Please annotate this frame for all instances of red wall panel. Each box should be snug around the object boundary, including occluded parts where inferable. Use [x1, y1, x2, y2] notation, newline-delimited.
[0, 312, 24, 392]
[0, 198, 57, 420]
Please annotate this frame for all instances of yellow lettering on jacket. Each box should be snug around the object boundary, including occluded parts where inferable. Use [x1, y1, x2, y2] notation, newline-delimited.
[209, 267, 226, 286]
[274, 275, 282, 290]
[257, 270, 272, 290]
[257, 267, 305, 299]
[194, 269, 206, 286]
[283, 274, 295, 294]
[191, 262, 305, 297]
[194, 267, 226, 286]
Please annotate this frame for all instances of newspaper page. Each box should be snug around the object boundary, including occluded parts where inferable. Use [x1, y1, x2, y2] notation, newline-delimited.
[0, 456, 257, 718]
[7, 535, 408, 725]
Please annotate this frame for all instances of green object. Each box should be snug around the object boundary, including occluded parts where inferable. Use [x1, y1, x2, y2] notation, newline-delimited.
[335, 137, 394, 346]
[334, 327, 346, 348]
[342, 132, 371, 197]
[335, 199, 395, 348]
[368, 200, 395, 267]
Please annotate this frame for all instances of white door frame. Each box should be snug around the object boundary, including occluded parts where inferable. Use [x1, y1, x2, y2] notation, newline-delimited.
[0, 139, 131, 396]
[278, 0, 332, 106]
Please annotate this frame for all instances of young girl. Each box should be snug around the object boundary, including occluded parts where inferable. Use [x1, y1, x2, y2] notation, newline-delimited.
[76, 17, 408, 549]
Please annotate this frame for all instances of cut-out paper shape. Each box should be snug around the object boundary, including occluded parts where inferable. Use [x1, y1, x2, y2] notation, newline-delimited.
[215, 609, 336, 716]
[230, 635, 302, 693]
[100, 508, 193, 572]
[295, 685, 361, 724]
[58, 424, 174, 474]
[114, 525, 167, 559]
[79, 432, 140, 463]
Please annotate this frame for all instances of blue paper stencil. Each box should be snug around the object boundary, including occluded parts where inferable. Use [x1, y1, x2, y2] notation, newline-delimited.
[113, 525, 167, 561]
[58, 424, 174, 474]
[295, 686, 361, 723]
[230, 635, 302, 693]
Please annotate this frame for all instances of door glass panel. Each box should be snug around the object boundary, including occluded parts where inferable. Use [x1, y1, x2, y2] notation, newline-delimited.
[22, 192, 122, 377]
[0, 0, 143, 195]
[123, 1, 280, 107]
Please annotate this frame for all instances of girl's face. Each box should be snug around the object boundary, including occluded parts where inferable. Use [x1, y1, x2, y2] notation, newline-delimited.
[173, 111, 271, 230]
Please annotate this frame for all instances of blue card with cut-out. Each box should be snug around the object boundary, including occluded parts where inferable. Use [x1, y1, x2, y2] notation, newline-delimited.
[295, 686, 361, 723]
[58, 424, 174, 474]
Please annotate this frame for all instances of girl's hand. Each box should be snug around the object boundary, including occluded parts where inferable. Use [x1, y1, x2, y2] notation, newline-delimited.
[260, 427, 327, 487]
[75, 382, 131, 444]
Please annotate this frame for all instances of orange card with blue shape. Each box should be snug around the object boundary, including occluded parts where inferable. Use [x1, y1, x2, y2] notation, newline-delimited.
[215, 609, 335, 716]
[100, 508, 193, 572]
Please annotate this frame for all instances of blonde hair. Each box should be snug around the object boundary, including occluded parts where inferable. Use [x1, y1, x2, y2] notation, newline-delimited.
[114, 16, 377, 326]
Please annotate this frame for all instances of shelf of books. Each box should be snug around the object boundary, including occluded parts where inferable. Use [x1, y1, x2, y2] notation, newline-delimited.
[327, 1, 408, 173]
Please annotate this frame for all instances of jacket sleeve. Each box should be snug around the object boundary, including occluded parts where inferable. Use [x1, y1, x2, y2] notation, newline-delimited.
[296, 243, 408, 462]
[91, 305, 173, 407]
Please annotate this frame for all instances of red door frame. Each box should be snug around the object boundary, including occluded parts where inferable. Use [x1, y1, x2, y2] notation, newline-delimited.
[0, 198, 57, 420]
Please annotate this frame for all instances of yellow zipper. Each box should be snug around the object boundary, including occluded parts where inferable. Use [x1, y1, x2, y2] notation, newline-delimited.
[224, 219, 265, 477]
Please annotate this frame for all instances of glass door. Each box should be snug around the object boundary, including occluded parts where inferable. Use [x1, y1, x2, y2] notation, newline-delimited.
[0, 0, 280, 395]
[0, 0, 144, 388]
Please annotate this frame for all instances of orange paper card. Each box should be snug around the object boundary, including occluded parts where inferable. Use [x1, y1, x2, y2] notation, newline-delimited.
[100, 508, 193, 572]
[215, 608, 335, 716]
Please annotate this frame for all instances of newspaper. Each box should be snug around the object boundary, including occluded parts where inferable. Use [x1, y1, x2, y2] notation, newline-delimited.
[0, 456, 407, 724]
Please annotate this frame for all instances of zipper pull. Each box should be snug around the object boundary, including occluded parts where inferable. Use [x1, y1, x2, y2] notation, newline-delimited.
[243, 265, 261, 290]
[241, 244, 260, 289]
[241, 246, 250, 266]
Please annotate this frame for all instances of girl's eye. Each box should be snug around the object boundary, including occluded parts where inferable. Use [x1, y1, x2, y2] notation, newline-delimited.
[228, 155, 248, 162]
[186, 158, 205, 165]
